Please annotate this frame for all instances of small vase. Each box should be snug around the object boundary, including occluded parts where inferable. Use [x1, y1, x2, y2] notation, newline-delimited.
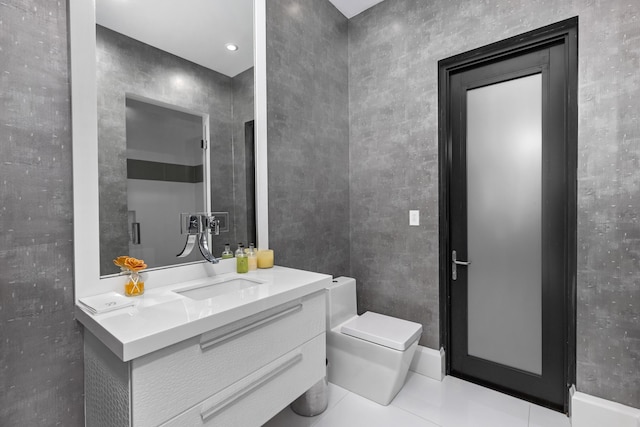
[124, 271, 145, 296]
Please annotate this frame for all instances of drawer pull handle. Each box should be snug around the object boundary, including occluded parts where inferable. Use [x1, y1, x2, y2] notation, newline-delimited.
[200, 352, 303, 423]
[200, 304, 303, 351]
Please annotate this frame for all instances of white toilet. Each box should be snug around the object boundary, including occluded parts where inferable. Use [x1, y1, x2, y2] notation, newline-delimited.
[326, 277, 422, 405]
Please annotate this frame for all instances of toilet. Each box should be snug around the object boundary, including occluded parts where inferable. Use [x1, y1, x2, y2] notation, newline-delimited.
[326, 277, 422, 405]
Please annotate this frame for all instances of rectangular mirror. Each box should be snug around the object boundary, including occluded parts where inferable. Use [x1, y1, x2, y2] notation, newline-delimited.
[70, 0, 269, 299]
[95, 0, 254, 276]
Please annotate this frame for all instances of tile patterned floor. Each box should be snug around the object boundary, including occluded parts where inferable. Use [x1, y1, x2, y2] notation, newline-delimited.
[264, 372, 571, 427]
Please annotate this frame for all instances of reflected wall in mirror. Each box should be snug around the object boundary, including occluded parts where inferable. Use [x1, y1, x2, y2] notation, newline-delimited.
[126, 97, 206, 267]
[95, 0, 255, 276]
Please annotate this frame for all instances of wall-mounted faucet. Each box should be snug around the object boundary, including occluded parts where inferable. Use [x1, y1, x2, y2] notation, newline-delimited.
[177, 213, 221, 263]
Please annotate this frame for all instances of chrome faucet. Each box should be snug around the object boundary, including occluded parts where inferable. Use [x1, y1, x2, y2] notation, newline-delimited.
[176, 213, 221, 263]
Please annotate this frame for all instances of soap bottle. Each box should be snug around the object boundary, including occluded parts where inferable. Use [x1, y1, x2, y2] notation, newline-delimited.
[236, 243, 248, 273]
[221, 243, 233, 259]
[247, 243, 258, 271]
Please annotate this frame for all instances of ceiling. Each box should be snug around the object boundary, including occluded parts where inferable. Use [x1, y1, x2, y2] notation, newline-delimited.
[96, 0, 386, 77]
[328, 0, 386, 18]
[96, 0, 254, 78]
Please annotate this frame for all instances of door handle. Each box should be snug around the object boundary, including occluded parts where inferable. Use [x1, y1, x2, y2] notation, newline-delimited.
[452, 250, 471, 281]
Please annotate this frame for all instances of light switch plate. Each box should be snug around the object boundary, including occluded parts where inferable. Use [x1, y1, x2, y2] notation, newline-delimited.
[409, 210, 420, 226]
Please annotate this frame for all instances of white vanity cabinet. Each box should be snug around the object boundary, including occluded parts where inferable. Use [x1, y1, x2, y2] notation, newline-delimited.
[84, 290, 326, 427]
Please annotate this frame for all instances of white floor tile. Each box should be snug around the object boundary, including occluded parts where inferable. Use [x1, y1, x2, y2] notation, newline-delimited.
[528, 404, 570, 427]
[262, 383, 349, 427]
[391, 373, 530, 427]
[389, 372, 445, 422]
[264, 373, 571, 427]
[313, 392, 439, 427]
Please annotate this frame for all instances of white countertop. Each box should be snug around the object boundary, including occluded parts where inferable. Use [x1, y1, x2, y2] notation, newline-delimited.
[75, 266, 332, 361]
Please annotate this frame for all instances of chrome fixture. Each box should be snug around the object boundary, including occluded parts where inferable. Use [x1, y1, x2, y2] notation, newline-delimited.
[451, 250, 471, 281]
[177, 213, 221, 263]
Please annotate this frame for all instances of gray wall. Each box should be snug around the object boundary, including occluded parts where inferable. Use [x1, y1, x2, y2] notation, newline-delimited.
[348, 0, 639, 409]
[0, 0, 84, 425]
[232, 67, 256, 248]
[348, 0, 440, 349]
[266, 0, 351, 277]
[96, 26, 242, 270]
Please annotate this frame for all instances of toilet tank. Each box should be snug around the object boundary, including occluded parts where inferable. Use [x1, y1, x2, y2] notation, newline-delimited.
[326, 277, 357, 330]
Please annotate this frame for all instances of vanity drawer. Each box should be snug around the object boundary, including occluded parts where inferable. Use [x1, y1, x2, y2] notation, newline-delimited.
[160, 333, 326, 427]
[131, 291, 325, 427]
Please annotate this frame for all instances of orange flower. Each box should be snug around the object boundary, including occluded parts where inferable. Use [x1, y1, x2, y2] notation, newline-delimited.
[123, 256, 147, 272]
[113, 255, 147, 272]
[113, 256, 129, 269]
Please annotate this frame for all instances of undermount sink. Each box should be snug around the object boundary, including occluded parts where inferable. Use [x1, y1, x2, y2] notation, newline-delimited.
[175, 278, 263, 301]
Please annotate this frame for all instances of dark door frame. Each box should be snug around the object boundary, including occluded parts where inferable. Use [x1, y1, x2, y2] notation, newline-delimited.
[245, 120, 257, 246]
[438, 17, 578, 412]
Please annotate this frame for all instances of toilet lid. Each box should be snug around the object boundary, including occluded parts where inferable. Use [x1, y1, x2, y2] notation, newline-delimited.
[341, 311, 422, 351]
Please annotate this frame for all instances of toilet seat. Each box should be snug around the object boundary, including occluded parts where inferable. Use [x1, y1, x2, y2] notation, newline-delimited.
[340, 311, 422, 351]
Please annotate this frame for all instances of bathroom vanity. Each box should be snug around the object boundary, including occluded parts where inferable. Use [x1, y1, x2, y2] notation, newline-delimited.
[68, 0, 315, 424]
[76, 267, 330, 427]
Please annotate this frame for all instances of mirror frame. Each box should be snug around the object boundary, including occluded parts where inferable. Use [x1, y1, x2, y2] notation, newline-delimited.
[70, 0, 269, 300]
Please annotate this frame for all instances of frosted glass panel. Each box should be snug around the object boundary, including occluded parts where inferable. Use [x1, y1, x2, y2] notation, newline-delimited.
[466, 74, 542, 375]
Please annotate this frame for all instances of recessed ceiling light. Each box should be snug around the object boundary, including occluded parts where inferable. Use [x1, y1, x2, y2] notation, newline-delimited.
[225, 43, 239, 52]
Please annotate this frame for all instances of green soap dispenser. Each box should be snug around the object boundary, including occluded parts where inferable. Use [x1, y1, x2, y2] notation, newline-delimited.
[221, 243, 233, 259]
[236, 243, 248, 273]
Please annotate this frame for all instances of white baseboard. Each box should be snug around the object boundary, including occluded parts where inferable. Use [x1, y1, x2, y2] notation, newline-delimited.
[409, 345, 444, 381]
[572, 391, 640, 427]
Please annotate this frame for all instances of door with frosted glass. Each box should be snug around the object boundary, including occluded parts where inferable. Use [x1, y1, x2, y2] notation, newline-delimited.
[445, 38, 574, 411]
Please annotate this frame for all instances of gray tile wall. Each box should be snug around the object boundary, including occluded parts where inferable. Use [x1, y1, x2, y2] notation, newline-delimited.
[0, 0, 84, 425]
[349, 0, 640, 409]
[232, 67, 255, 250]
[96, 26, 236, 271]
[348, 0, 440, 349]
[266, 0, 350, 277]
